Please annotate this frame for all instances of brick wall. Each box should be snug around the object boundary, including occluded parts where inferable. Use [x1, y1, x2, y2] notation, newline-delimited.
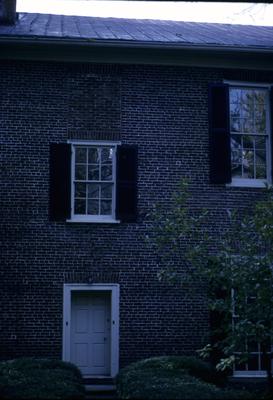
[1, 60, 272, 366]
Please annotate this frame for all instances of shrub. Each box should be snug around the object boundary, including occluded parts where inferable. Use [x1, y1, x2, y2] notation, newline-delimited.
[116, 356, 254, 399]
[0, 358, 85, 400]
[118, 356, 225, 385]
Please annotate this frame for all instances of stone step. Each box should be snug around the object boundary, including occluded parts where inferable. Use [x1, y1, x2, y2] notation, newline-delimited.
[85, 388, 117, 400]
[85, 392, 117, 400]
[83, 377, 117, 399]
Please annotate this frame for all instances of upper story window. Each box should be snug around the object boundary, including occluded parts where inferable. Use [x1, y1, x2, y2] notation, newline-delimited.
[72, 144, 116, 222]
[229, 86, 270, 186]
[208, 82, 272, 187]
[49, 141, 137, 223]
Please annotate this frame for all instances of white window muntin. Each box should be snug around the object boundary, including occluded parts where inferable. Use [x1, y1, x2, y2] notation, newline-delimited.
[231, 288, 272, 377]
[225, 82, 272, 188]
[230, 87, 269, 182]
[70, 141, 119, 222]
[233, 341, 272, 376]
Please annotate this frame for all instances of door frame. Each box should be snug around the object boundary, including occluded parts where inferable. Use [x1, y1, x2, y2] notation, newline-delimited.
[62, 283, 120, 378]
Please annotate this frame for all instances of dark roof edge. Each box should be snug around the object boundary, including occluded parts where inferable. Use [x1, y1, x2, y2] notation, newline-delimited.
[1, 36, 273, 71]
[0, 35, 273, 53]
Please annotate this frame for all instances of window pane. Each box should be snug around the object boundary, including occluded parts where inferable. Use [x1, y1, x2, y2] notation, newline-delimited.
[231, 135, 242, 164]
[88, 165, 99, 180]
[255, 117, 266, 133]
[230, 118, 241, 132]
[231, 133, 243, 179]
[234, 359, 246, 371]
[248, 339, 258, 353]
[87, 199, 99, 215]
[256, 164, 266, 179]
[241, 103, 252, 119]
[101, 165, 112, 181]
[101, 183, 112, 199]
[75, 165, 86, 180]
[255, 137, 267, 179]
[87, 183, 100, 199]
[242, 118, 254, 133]
[88, 148, 99, 163]
[230, 102, 240, 119]
[255, 136, 266, 150]
[254, 90, 266, 106]
[232, 164, 242, 178]
[242, 135, 254, 150]
[248, 355, 259, 371]
[75, 183, 86, 198]
[242, 150, 254, 178]
[241, 89, 253, 104]
[261, 354, 271, 371]
[230, 88, 241, 104]
[256, 148, 266, 170]
[75, 147, 87, 163]
[75, 199, 86, 214]
[101, 148, 113, 164]
[101, 200, 112, 215]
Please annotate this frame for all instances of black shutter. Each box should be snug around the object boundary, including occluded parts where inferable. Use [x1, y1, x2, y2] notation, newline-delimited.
[208, 83, 231, 184]
[49, 143, 71, 221]
[270, 87, 273, 183]
[116, 145, 138, 222]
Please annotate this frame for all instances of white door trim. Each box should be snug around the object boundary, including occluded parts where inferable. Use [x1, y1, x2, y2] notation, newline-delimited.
[62, 283, 120, 378]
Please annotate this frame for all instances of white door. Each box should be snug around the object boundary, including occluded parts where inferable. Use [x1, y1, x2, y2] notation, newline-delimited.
[71, 291, 111, 376]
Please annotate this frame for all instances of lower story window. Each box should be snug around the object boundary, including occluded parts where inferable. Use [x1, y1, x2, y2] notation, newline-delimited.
[232, 290, 271, 377]
[233, 339, 271, 377]
[72, 143, 116, 222]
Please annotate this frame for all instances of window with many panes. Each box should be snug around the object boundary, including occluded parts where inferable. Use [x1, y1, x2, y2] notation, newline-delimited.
[233, 340, 271, 377]
[232, 290, 271, 377]
[71, 143, 116, 222]
[209, 82, 272, 186]
[229, 85, 271, 186]
[49, 142, 137, 223]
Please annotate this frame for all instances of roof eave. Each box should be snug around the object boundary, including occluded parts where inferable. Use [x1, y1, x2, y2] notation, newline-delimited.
[0, 35, 273, 70]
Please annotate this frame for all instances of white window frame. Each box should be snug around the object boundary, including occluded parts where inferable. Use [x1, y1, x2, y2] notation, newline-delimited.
[224, 81, 272, 189]
[233, 347, 272, 378]
[67, 140, 121, 223]
[62, 283, 120, 378]
[231, 288, 272, 378]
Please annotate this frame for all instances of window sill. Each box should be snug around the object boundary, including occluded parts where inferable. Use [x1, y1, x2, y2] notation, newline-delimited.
[226, 179, 268, 188]
[233, 371, 267, 378]
[67, 217, 120, 224]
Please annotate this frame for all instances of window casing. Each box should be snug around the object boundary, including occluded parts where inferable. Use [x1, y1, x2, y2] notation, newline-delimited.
[232, 289, 272, 377]
[228, 84, 271, 187]
[233, 341, 270, 377]
[70, 142, 118, 222]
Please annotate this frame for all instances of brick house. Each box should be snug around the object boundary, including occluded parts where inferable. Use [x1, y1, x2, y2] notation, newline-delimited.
[1, 1, 273, 381]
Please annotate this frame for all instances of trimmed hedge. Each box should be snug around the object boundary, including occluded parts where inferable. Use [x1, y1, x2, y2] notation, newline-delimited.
[116, 356, 254, 399]
[117, 355, 226, 385]
[0, 358, 85, 400]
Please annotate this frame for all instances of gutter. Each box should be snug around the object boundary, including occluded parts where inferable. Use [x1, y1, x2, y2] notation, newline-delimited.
[0, 35, 273, 70]
[0, 34, 273, 54]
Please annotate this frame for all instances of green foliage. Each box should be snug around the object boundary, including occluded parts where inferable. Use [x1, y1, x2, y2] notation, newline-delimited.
[202, 188, 273, 373]
[147, 181, 273, 377]
[117, 355, 223, 385]
[117, 356, 253, 399]
[0, 358, 85, 400]
[216, 356, 236, 372]
[146, 180, 210, 288]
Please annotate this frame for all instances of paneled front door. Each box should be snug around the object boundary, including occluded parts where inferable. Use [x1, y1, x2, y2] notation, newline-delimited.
[70, 291, 111, 376]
